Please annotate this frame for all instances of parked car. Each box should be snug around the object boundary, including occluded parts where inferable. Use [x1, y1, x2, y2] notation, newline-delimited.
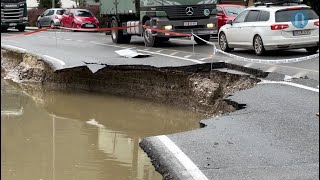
[218, 3, 319, 55]
[60, 9, 99, 29]
[217, 4, 246, 31]
[37, 8, 65, 29]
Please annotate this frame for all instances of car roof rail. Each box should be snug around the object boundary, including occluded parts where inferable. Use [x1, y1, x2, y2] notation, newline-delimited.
[254, 0, 303, 7]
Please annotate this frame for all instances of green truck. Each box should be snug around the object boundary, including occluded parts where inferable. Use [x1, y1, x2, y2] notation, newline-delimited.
[100, 0, 218, 47]
[1, 0, 28, 32]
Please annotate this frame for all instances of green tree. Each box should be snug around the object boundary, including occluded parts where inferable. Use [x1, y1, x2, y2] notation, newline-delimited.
[304, 0, 319, 15]
[37, 0, 61, 9]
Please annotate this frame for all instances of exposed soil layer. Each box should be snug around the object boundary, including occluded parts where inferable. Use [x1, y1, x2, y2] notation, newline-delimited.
[1, 48, 261, 116]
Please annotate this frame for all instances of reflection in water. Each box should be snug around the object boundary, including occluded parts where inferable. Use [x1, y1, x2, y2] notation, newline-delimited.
[1, 80, 203, 180]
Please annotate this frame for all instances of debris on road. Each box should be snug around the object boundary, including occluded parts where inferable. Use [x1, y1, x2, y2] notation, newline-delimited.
[115, 49, 150, 58]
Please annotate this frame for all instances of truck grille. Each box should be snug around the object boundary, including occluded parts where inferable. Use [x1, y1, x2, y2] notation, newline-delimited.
[158, 4, 216, 20]
[1, 6, 24, 21]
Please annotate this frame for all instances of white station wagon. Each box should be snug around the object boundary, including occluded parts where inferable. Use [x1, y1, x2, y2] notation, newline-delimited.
[218, 2, 319, 55]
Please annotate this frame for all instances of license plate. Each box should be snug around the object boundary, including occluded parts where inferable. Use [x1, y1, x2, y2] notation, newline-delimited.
[293, 30, 311, 36]
[184, 22, 198, 26]
[85, 24, 94, 28]
[9, 23, 17, 26]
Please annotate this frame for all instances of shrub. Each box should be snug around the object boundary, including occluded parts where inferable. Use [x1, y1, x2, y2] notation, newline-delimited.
[28, 8, 46, 27]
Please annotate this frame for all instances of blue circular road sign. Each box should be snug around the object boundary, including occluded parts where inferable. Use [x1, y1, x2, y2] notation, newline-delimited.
[290, 11, 309, 28]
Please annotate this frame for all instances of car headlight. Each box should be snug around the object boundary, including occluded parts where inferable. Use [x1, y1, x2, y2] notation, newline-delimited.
[22, 17, 28, 21]
[163, 25, 173, 31]
[207, 23, 215, 28]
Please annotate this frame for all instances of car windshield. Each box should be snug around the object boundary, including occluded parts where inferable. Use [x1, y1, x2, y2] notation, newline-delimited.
[56, 10, 65, 15]
[276, 8, 319, 22]
[75, 10, 93, 17]
[225, 6, 245, 16]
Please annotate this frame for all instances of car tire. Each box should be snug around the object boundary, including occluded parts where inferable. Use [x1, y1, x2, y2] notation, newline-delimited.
[37, 21, 42, 29]
[72, 22, 77, 32]
[17, 26, 25, 32]
[111, 19, 131, 44]
[219, 32, 233, 52]
[143, 20, 159, 47]
[253, 35, 266, 56]
[50, 21, 55, 29]
[194, 35, 210, 45]
[305, 46, 319, 54]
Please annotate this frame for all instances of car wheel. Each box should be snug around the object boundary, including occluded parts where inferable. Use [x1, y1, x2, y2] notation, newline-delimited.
[72, 22, 77, 32]
[37, 21, 42, 29]
[50, 21, 55, 29]
[111, 19, 131, 44]
[219, 32, 233, 52]
[143, 20, 158, 47]
[253, 35, 266, 56]
[194, 35, 210, 45]
[17, 26, 25, 32]
[305, 46, 319, 54]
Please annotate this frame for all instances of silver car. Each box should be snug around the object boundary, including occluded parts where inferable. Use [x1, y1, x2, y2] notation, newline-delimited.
[37, 8, 65, 28]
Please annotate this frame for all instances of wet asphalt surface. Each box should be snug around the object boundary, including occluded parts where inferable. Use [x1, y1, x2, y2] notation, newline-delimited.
[1, 28, 319, 180]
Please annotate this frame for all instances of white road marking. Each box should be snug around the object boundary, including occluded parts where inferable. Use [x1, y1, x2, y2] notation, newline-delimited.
[199, 56, 213, 61]
[184, 54, 193, 58]
[4, 45, 26, 52]
[43, 55, 65, 66]
[157, 135, 209, 180]
[138, 49, 204, 64]
[169, 52, 179, 56]
[266, 66, 277, 72]
[65, 39, 72, 41]
[156, 49, 164, 53]
[260, 80, 319, 93]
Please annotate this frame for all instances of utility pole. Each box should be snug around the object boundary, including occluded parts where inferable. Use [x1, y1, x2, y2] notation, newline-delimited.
[52, 0, 54, 8]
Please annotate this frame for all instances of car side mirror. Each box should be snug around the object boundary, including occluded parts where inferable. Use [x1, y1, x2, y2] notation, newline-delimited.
[69, 13, 74, 18]
[217, 13, 225, 17]
[226, 20, 233, 25]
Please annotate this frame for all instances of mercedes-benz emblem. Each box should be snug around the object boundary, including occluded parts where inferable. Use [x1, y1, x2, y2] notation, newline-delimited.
[186, 7, 194, 16]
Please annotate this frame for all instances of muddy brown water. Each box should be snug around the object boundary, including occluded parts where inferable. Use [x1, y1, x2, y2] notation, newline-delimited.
[1, 79, 204, 180]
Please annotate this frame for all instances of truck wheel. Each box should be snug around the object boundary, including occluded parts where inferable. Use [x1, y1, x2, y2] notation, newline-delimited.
[143, 20, 158, 47]
[17, 26, 25, 32]
[194, 35, 210, 45]
[111, 19, 131, 44]
[158, 37, 170, 42]
[1, 27, 8, 32]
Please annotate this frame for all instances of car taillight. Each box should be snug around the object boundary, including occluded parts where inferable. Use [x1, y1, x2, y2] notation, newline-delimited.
[315, 21, 319, 26]
[55, 15, 58, 19]
[271, 24, 289, 30]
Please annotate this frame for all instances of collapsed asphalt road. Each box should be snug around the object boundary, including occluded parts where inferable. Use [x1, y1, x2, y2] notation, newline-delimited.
[1, 29, 319, 179]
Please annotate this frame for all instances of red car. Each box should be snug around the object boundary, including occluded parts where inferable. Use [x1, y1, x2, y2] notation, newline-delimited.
[61, 9, 99, 29]
[217, 4, 246, 31]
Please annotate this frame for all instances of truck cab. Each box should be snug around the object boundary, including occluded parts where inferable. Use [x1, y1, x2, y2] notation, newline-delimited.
[1, 0, 28, 32]
[100, 0, 219, 47]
